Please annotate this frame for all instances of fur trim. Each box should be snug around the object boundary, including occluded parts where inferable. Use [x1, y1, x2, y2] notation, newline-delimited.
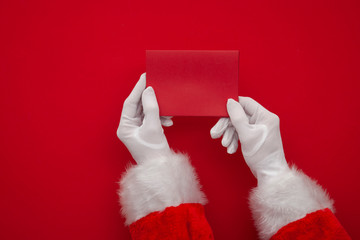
[249, 166, 334, 240]
[118, 151, 207, 225]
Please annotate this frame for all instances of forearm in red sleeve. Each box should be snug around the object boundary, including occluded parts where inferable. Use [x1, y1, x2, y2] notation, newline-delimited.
[249, 166, 351, 240]
[118, 151, 214, 240]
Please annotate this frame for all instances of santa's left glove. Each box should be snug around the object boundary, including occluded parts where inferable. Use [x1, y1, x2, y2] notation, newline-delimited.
[117, 73, 173, 164]
[116, 73, 211, 240]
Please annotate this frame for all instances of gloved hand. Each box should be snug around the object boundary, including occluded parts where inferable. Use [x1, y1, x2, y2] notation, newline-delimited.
[211, 97, 289, 183]
[117, 73, 173, 164]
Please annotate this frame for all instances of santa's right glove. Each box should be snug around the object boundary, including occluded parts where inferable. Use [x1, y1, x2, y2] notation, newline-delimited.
[211, 97, 289, 184]
[211, 97, 350, 240]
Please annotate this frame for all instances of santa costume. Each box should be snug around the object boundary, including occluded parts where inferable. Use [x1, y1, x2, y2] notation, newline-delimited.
[118, 151, 350, 240]
[117, 74, 351, 239]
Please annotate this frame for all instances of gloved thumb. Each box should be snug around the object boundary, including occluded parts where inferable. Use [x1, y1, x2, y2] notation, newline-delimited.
[227, 98, 268, 159]
[141, 87, 162, 129]
[227, 99, 250, 138]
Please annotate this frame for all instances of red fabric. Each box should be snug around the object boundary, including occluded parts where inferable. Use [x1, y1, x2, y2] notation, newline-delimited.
[129, 203, 214, 240]
[271, 208, 351, 240]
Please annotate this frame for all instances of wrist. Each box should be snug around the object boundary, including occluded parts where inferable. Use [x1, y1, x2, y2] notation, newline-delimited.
[250, 151, 290, 186]
[133, 146, 172, 164]
[256, 164, 290, 186]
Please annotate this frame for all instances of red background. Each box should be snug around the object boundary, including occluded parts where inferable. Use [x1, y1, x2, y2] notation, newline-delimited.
[1, 0, 359, 239]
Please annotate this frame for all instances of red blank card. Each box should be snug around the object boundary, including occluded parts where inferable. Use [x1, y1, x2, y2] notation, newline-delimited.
[146, 50, 239, 116]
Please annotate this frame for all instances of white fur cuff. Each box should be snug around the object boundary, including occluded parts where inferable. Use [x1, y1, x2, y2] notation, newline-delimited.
[249, 166, 334, 240]
[118, 151, 207, 225]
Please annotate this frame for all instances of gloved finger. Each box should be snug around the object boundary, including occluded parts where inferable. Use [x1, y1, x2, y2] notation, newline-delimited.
[238, 96, 266, 118]
[136, 103, 143, 118]
[121, 73, 146, 118]
[210, 118, 230, 139]
[227, 99, 250, 141]
[227, 133, 238, 154]
[160, 116, 173, 127]
[221, 126, 236, 147]
[141, 86, 162, 129]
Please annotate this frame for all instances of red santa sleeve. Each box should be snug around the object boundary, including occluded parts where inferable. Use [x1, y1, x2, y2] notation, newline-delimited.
[249, 166, 351, 240]
[118, 151, 214, 240]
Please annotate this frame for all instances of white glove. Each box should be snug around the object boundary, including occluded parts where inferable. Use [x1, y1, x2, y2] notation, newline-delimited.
[211, 97, 290, 183]
[117, 73, 173, 164]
